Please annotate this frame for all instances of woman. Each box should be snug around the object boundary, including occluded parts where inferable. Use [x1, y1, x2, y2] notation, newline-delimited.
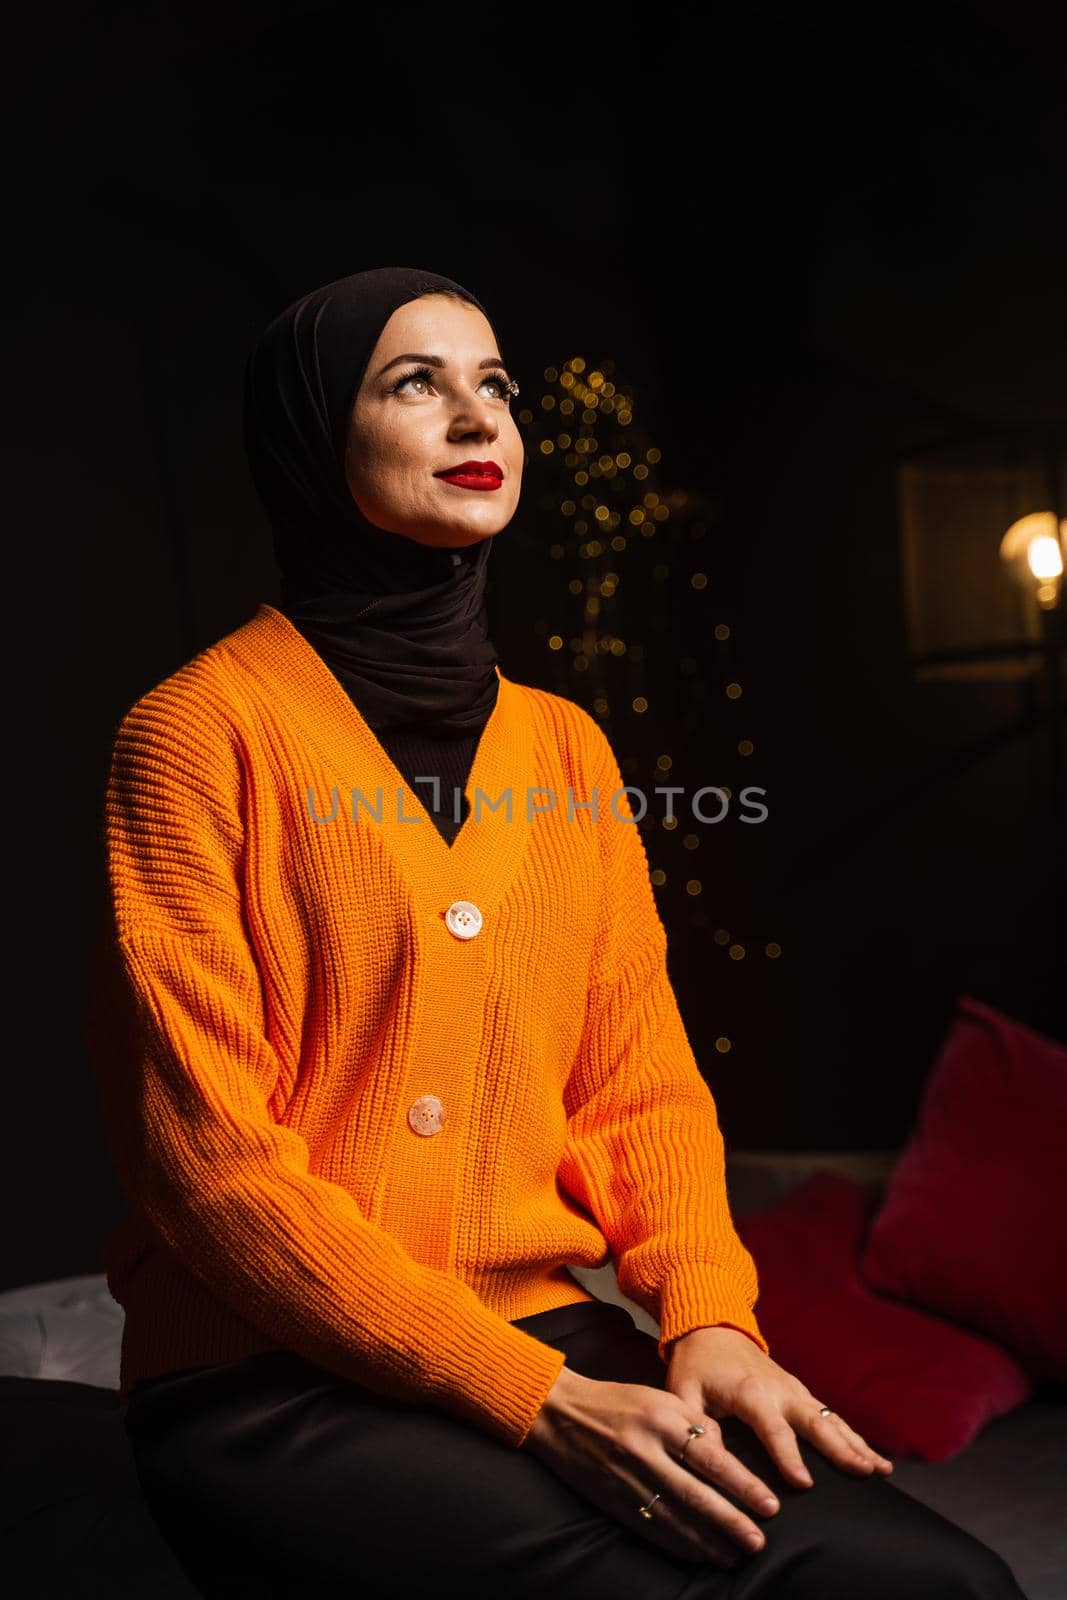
[93, 266, 1025, 1598]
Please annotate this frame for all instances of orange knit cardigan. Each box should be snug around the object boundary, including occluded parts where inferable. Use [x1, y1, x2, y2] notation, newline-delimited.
[91, 601, 766, 1449]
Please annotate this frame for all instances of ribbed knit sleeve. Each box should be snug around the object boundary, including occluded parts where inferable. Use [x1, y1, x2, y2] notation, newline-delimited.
[558, 725, 769, 1365]
[97, 676, 566, 1448]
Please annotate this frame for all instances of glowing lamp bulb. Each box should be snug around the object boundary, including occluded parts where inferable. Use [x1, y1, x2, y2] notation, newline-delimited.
[1027, 535, 1064, 581]
[1000, 512, 1066, 593]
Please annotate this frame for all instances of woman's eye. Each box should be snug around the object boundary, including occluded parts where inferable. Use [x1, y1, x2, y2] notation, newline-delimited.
[480, 371, 517, 400]
[392, 368, 434, 395]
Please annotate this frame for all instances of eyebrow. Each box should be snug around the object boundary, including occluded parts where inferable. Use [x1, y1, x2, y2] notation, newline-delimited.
[376, 352, 509, 378]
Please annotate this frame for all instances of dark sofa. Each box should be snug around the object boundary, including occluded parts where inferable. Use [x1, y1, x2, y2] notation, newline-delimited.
[3, 1149, 1063, 1597]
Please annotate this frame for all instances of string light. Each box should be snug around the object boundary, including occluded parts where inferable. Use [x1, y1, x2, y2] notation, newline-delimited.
[519, 347, 780, 1057]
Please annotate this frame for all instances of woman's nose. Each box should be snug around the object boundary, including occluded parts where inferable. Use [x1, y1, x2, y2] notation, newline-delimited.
[449, 402, 497, 437]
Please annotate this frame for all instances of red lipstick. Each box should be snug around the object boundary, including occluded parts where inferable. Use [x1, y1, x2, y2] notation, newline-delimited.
[434, 459, 504, 491]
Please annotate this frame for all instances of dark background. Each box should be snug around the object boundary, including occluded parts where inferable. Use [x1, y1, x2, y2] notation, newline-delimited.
[4, 3, 1065, 1290]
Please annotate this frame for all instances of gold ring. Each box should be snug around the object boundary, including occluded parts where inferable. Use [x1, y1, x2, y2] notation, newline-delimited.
[677, 1422, 706, 1463]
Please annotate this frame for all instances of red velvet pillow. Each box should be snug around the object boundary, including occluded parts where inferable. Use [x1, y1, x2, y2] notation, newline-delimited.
[859, 995, 1067, 1384]
[735, 1171, 1030, 1461]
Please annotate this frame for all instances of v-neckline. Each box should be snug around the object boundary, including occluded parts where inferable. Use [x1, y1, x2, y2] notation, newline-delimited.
[221, 602, 535, 914]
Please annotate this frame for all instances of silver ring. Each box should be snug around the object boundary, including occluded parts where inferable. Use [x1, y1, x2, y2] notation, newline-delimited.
[818, 1406, 836, 1419]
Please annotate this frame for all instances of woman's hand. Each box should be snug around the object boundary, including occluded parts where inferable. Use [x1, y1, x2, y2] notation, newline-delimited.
[664, 1325, 894, 1490]
[522, 1364, 789, 1570]
[521, 1326, 895, 1570]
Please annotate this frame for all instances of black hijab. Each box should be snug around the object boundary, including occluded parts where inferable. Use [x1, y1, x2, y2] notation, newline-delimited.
[242, 266, 503, 736]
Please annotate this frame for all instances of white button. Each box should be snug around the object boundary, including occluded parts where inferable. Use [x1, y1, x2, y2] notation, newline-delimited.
[408, 1095, 446, 1136]
[445, 900, 483, 940]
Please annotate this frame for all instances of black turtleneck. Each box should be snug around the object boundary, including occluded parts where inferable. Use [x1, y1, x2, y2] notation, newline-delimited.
[378, 724, 480, 847]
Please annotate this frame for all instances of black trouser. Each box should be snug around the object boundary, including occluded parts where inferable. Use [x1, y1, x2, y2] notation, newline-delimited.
[123, 1298, 1026, 1599]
